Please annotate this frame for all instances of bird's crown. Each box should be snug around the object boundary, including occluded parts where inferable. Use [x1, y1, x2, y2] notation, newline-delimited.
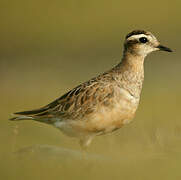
[126, 30, 148, 39]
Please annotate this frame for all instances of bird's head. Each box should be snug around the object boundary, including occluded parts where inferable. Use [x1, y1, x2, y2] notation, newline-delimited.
[124, 30, 172, 57]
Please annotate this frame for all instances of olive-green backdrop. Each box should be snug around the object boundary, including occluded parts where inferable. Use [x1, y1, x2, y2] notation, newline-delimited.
[1, 0, 181, 180]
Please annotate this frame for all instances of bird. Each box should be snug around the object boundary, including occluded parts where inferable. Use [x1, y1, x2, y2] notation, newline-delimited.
[9, 30, 172, 149]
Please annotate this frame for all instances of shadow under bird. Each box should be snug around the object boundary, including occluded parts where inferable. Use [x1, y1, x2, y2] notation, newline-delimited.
[10, 30, 172, 149]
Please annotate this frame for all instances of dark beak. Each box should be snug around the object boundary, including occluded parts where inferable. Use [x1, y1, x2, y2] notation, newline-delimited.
[157, 45, 173, 52]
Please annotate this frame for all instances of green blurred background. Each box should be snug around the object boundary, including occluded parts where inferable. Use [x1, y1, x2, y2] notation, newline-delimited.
[1, 0, 181, 179]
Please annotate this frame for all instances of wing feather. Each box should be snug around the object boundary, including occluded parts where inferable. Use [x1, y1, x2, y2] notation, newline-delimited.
[12, 72, 116, 120]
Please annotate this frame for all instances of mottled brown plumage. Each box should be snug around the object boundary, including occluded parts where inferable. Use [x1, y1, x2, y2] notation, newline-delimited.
[10, 30, 172, 148]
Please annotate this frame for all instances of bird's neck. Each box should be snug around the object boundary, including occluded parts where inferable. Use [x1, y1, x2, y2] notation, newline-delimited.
[120, 52, 144, 73]
[113, 52, 145, 97]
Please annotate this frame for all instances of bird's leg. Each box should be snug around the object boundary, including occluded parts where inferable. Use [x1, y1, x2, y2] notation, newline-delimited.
[79, 136, 93, 159]
[79, 136, 93, 149]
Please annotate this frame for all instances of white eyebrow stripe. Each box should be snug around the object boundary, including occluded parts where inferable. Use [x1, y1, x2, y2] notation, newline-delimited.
[127, 34, 148, 41]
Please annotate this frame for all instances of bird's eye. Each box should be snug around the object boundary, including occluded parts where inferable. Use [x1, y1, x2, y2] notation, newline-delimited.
[139, 37, 148, 43]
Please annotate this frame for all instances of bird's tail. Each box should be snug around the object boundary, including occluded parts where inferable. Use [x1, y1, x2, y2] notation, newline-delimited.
[9, 115, 35, 121]
[9, 106, 49, 121]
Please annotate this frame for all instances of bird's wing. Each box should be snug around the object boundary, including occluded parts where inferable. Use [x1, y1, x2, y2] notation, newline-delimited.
[13, 73, 115, 121]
